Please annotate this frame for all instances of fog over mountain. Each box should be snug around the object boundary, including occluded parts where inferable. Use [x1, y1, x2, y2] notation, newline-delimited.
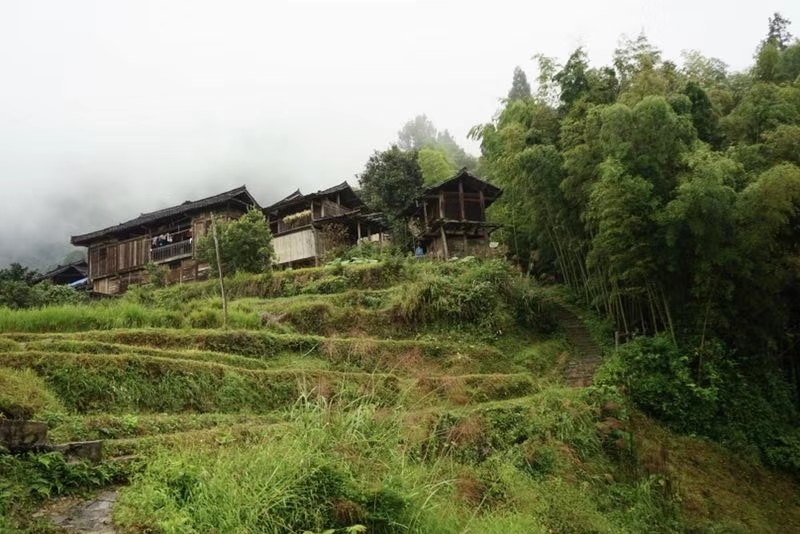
[0, 0, 796, 268]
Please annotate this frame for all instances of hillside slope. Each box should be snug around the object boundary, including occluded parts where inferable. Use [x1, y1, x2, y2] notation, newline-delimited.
[1, 259, 798, 533]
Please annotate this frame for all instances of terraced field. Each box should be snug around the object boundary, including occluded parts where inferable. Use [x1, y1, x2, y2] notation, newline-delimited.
[2, 260, 799, 533]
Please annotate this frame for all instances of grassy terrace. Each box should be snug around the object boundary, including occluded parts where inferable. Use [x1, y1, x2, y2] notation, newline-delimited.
[1, 259, 799, 533]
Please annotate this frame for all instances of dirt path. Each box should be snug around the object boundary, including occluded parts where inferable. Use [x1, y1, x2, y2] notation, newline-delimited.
[555, 305, 603, 387]
[41, 488, 118, 533]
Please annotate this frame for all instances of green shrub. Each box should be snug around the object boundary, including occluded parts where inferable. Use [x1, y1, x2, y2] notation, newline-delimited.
[301, 275, 348, 295]
[598, 335, 800, 473]
[188, 308, 222, 329]
[597, 335, 722, 433]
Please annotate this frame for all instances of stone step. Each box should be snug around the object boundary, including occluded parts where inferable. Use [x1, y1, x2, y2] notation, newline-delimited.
[555, 304, 603, 388]
[0, 419, 48, 452]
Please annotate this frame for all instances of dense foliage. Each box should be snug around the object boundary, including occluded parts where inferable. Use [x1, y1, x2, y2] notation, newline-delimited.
[195, 208, 274, 276]
[473, 16, 800, 453]
[0, 263, 85, 309]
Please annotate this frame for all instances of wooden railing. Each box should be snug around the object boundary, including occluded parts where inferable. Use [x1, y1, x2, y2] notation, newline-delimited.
[150, 240, 192, 263]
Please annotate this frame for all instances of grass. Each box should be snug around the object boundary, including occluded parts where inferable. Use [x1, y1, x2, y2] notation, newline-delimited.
[0, 367, 65, 419]
[0, 258, 798, 533]
[45, 412, 281, 442]
[0, 301, 262, 333]
[3, 329, 513, 374]
[111, 393, 687, 534]
[0, 350, 402, 414]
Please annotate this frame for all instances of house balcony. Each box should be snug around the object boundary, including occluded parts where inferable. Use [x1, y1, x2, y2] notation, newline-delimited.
[150, 240, 193, 264]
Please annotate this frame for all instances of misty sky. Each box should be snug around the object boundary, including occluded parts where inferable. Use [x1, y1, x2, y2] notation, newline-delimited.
[0, 0, 797, 268]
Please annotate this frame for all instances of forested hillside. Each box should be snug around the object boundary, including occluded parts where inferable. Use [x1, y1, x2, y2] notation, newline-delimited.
[469, 14, 800, 469]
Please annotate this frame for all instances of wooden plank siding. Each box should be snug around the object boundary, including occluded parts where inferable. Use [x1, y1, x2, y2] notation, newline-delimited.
[117, 237, 150, 272]
[89, 244, 118, 279]
[273, 227, 317, 265]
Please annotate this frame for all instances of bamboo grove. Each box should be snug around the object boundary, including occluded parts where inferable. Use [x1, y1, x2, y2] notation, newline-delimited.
[472, 16, 800, 395]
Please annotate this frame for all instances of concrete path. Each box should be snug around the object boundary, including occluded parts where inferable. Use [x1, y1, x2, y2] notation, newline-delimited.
[45, 488, 118, 534]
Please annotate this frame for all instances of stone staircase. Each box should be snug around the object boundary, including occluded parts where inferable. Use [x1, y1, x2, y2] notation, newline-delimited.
[555, 306, 604, 387]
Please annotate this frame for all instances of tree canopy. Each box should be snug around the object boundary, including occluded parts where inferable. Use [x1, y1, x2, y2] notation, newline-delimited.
[507, 66, 532, 101]
[195, 208, 274, 276]
[472, 13, 800, 448]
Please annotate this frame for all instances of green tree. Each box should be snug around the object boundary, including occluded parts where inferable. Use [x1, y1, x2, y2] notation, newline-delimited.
[659, 149, 741, 338]
[358, 146, 423, 215]
[586, 160, 660, 329]
[613, 33, 662, 89]
[435, 130, 477, 170]
[533, 53, 561, 105]
[680, 50, 728, 87]
[755, 41, 782, 82]
[397, 115, 437, 151]
[357, 146, 423, 250]
[418, 147, 456, 184]
[507, 66, 532, 101]
[722, 82, 800, 144]
[767, 12, 793, 49]
[472, 21, 800, 455]
[0, 263, 40, 309]
[0, 263, 39, 285]
[763, 124, 800, 166]
[553, 48, 590, 111]
[683, 81, 720, 146]
[195, 208, 274, 276]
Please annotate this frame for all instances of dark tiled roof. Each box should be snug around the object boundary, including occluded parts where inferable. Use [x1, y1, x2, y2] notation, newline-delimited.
[71, 186, 259, 246]
[263, 181, 364, 214]
[32, 260, 88, 283]
[402, 169, 502, 216]
[420, 168, 502, 196]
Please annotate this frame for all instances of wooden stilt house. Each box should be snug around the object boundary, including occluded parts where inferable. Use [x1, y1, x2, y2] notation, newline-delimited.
[404, 169, 502, 259]
[264, 181, 388, 267]
[71, 186, 260, 294]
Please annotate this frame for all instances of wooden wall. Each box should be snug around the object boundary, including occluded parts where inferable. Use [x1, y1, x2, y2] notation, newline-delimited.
[273, 228, 317, 265]
[117, 237, 150, 271]
[85, 208, 251, 294]
[89, 244, 118, 278]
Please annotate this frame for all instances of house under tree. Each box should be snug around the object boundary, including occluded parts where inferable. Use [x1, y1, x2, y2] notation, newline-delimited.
[404, 169, 502, 259]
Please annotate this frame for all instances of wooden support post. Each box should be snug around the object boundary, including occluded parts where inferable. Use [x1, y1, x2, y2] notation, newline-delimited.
[440, 225, 449, 260]
[479, 189, 490, 247]
[439, 190, 445, 219]
[357, 220, 362, 246]
[458, 180, 465, 221]
[211, 213, 228, 329]
[423, 201, 429, 229]
[312, 224, 320, 266]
